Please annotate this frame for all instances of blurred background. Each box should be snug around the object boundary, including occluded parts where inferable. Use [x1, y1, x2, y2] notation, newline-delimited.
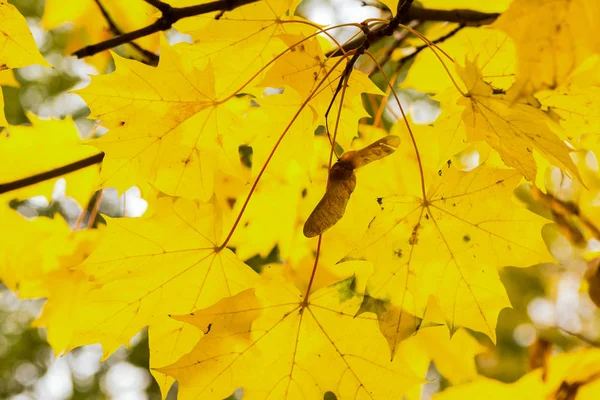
[2, 0, 600, 399]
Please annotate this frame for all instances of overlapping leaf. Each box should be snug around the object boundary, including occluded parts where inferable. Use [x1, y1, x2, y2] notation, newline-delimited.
[160, 276, 425, 400]
[37, 196, 258, 394]
[0, 1, 49, 69]
[402, 27, 516, 94]
[79, 40, 247, 200]
[537, 56, 600, 138]
[494, 0, 600, 98]
[435, 348, 600, 399]
[172, 0, 315, 97]
[261, 34, 383, 151]
[0, 0, 49, 123]
[342, 116, 553, 350]
[0, 206, 98, 298]
[456, 60, 578, 182]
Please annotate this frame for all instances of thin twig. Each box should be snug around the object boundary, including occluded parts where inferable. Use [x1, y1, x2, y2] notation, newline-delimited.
[93, 0, 159, 64]
[394, 24, 465, 73]
[73, 0, 260, 58]
[366, 21, 417, 76]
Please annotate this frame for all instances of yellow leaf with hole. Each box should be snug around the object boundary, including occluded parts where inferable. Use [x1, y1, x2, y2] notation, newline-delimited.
[78, 40, 247, 200]
[494, 0, 600, 98]
[341, 116, 553, 347]
[159, 275, 425, 400]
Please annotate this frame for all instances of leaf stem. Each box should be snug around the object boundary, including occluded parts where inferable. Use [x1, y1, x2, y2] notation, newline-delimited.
[219, 22, 362, 103]
[303, 235, 323, 304]
[217, 53, 353, 251]
[363, 50, 428, 201]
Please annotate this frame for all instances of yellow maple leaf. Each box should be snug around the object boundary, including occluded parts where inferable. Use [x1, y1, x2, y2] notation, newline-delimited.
[246, 89, 318, 179]
[456, 60, 579, 182]
[0, 0, 49, 123]
[415, 326, 486, 384]
[0, 205, 98, 298]
[0, 1, 49, 69]
[262, 34, 384, 151]
[403, 27, 515, 94]
[537, 56, 600, 139]
[420, 0, 511, 12]
[172, 0, 314, 97]
[159, 275, 425, 399]
[78, 39, 247, 200]
[434, 347, 600, 399]
[0, 114, 101, 205]
[342, 116, 553, 347]
[36, 195, 259, 395]
[494, 0, 600, 98]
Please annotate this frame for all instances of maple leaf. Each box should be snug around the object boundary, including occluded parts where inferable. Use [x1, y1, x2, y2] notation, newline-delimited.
[78, 40, 247, 200]
[434, 347, 600, 399]
[537, 56, 600, 138]
[402, 27, 516, 94]
[0, 205, 98, 299]
[0, 1, 49, 70]
[262, 34, 383, 150]
[172, 0, 315, 97]
[455, 60, 579, 182]
[0, 0, 49, 123]
[159, 275, 425, 400]
[37, 195, 258, 394]
[0, 115, 101, 205]
[494, 0, 600, 98]
[341, 117, 554, 353]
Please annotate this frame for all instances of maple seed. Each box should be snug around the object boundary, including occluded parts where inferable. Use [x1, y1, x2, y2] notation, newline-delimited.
[303, 135, 400, 238]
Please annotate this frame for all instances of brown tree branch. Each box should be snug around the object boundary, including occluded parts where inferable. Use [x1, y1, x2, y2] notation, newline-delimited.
[72, 0, 260, 59]
[407, 7, 500, 25]
[327, 7, 499, 57]
[0, 153, 105, 195]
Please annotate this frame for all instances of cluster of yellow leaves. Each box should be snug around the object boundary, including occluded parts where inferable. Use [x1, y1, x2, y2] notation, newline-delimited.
[2, 0, 600, 398]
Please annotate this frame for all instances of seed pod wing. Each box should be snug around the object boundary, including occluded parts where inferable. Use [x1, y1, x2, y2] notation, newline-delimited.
[303, 172, 356, 238]
[343, 135, 400, 169]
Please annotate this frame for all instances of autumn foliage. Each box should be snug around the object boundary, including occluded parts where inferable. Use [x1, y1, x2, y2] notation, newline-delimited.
[2, 0, 600, 398]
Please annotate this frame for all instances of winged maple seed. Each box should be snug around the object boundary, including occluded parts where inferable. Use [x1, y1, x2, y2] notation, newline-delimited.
[303, 135, 401, 237]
